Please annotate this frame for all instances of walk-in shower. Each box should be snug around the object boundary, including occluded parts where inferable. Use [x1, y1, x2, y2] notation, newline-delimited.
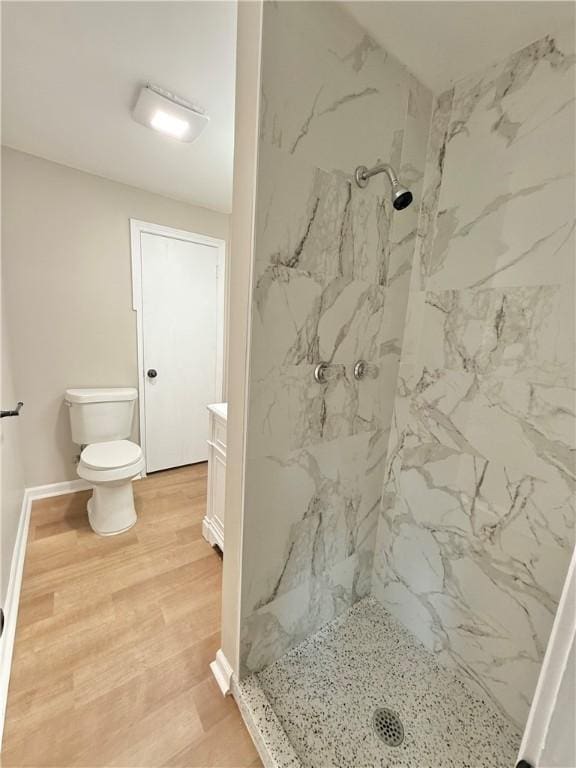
[230, 1, 576, 767]
[354, 162, 413, 210]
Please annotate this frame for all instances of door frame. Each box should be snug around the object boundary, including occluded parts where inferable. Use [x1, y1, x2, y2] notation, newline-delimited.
[130, 219, 226, 475]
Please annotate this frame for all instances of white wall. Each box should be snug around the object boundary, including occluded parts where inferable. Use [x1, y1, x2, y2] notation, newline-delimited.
[234, 0, 432, 676]
[373, 33, 575, 730]
[1, 147, 229, 486]
[519, 548, 576, 768]
[541, 635, 575, 767]
[221, 0, 263, 675]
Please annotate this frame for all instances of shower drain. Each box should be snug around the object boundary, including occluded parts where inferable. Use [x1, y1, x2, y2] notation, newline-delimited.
[372, 707, 404, 747]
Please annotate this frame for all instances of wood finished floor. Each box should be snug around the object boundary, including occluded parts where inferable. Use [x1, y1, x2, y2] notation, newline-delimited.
[2, 465, 262, 768]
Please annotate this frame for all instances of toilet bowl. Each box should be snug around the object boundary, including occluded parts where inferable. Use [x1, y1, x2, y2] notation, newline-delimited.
[65, 387, 143, 536]
[78, 440, 145, 535]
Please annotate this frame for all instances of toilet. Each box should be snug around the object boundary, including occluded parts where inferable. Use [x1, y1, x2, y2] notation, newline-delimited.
[64, 387, 144, 536]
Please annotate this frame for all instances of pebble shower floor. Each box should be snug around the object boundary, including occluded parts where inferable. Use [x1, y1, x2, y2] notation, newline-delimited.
[254, 598, 522, 768]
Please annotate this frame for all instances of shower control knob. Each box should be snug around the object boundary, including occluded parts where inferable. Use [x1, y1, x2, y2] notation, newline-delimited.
[314, 363, 329, 384]
[147, 369, 158, 379]
[353, 360, 367, 380]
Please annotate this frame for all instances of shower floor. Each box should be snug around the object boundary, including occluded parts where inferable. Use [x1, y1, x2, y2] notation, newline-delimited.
[255, 597, 521, 768]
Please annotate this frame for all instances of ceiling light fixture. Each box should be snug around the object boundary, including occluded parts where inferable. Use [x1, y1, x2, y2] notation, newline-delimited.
[132, 84, 209, 143]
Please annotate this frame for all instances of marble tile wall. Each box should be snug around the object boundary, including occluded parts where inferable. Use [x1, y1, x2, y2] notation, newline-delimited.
[372, 35, 576, 730]
[239, 1, 432, 675]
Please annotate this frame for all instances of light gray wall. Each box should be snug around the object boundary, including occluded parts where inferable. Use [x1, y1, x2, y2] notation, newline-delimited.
[2, 147, 229, 486]
[1, 292, 25, 606]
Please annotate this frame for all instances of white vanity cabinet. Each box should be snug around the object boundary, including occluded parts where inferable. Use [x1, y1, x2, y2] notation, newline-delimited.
[203, 403, 227, 551]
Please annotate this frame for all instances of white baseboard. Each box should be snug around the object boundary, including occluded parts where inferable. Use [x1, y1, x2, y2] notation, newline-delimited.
[26, 478, 91, 500]
[25, 476, 144, 503]
[202, 516, 224, 551]
[0, 489, 32, 747]
[210, 648, 233, 696]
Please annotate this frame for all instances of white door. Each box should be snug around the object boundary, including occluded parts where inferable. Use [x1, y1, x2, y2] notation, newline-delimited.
[141, 232, 218, 473]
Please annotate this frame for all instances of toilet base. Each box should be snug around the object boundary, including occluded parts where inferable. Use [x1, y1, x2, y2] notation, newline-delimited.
[87, 481, 137, 536]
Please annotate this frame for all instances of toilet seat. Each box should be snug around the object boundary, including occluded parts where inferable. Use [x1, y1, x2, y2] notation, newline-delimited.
[78, 440, 144, 484]
[81, 440, 142, 471]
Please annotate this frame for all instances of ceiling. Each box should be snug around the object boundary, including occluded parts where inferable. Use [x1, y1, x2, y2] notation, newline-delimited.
[1, 1, 237, 213]
[3, 2, 572, 211]
[345, 1, 575, 93]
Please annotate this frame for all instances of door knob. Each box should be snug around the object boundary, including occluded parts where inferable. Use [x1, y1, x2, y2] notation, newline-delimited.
[147, 369, 158, 379]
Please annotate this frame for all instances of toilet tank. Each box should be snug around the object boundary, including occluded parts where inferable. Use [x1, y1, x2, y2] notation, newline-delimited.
[65, 388, 138, 445]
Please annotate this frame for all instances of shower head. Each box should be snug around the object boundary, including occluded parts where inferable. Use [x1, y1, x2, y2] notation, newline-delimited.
[354, 163, 413, 211]
[392, 184, 413, 211]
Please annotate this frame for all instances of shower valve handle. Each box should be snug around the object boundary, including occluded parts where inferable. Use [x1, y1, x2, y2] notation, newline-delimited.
[314, 362, 345, 384]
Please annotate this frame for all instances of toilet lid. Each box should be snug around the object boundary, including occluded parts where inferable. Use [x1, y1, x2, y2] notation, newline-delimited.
[81, 440, 142, 471]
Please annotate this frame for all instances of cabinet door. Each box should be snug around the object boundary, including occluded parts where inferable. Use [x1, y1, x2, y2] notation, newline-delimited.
[212, 449, 226, 543]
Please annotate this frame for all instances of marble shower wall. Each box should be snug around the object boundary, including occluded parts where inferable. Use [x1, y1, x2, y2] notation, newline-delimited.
[372, 35, 576, 730]
[239, 1, 432, 675]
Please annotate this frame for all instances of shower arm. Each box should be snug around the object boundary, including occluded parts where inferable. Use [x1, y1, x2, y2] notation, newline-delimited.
[355, 163, 399, 189]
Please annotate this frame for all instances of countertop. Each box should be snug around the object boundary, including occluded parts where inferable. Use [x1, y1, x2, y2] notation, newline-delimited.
[207, 402, 227, 421]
